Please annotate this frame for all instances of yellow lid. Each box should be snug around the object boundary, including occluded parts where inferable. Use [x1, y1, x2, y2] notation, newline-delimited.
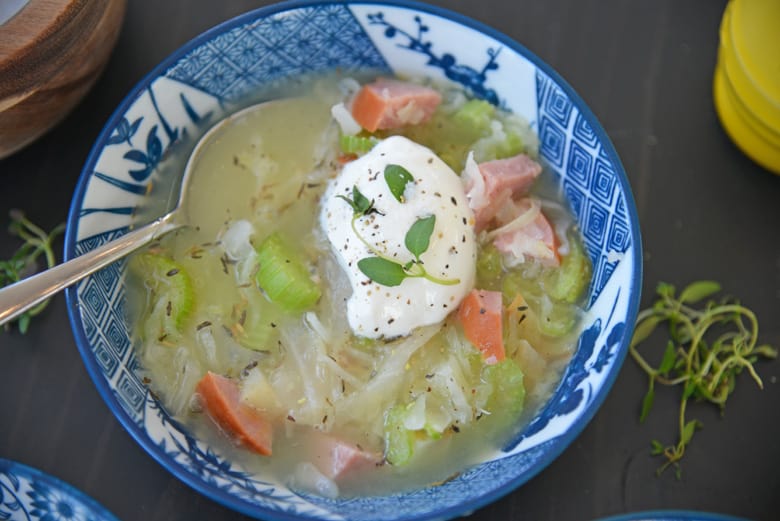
[714, 0, 780, 174]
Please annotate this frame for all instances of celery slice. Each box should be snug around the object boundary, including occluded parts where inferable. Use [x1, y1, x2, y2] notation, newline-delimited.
[339, 134, 379, 155]
[129, 252, 194, 342]
[475, 243, 503, 290]
[476, 359, 526, 433]
[254, 233, 321, 313]
[452, 99, 495, 138]
[545, 233, 591, 304]
[384, 404, 416, 466]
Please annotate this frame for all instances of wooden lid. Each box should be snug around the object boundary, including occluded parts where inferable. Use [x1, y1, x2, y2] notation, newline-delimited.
[0, 0, 109, 102]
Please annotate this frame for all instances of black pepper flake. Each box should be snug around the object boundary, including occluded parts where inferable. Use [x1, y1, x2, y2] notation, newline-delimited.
[516, 305, 528, 311]
[322, 415, 328, 424]
[287, 415, 296, 422]
[462, 217, 467, 225]
[196, 320, 212, 331]
[270, 322, 277, 328]
[450, 196, 458, 206]
[479, 307, 486, 314]
[388, 318, 395, 324]
[157, 333, 168, 342]
[239, 310, 247, 326]
[166, 301, 172, 316]
[142, 376, 152, 385]
[427, 157, 433, 164]
[166, 268, 179, 277]
[451, 425, 460, 433]
[462, 234, 466, 243]
[518, 314, 527, 325]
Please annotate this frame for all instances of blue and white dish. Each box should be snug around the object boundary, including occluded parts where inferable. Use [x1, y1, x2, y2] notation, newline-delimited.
[0, 459, 120, 521]
[64, 1, 642, 519]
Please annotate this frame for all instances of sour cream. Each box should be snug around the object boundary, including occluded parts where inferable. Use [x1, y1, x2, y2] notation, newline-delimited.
[320, 136, 476, 338]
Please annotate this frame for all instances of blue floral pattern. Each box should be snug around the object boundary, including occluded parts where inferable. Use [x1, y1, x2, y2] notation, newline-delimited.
[0, 460, 118, 521]
[65, 3, 641, 520]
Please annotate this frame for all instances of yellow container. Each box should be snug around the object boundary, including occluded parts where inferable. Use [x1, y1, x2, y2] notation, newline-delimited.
[713, 0, 780, 174]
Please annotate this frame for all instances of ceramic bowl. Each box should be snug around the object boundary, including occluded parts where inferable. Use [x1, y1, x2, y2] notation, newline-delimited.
[64, 1, 642, 519]
[0, 459, 120, 521]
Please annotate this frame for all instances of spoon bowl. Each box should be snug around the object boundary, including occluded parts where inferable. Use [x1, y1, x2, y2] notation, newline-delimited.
[0, 100, 277, 327]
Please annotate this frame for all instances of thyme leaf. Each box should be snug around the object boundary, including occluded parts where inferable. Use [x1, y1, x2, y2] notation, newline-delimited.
[357, 257, 407, 287]
[630, 280, 777, 478]
[1, 211, 65, 333]
[384, 164, 414, 203]
[337, 185, 379, 217]
[404, 215, 435, 260]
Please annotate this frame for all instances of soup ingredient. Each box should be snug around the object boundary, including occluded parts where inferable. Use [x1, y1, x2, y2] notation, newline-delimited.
[254, 233, 321, 313]
[129, 252, 194, 342]
[350, 78, 442, 132]
[196, 371, 274, 456]
[320, 135, 477, 339]
[457, 288, 505, 363]
[630, 280, 778, 478]
[0, 210, 64, 334]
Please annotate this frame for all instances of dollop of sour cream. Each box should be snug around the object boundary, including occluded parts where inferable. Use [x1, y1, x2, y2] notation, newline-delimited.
[320, 136, 476, 338]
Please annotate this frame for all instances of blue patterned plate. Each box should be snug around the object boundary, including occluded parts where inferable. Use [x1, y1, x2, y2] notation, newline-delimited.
[0, 459, 120, 521]
[64, 1, 642, 519]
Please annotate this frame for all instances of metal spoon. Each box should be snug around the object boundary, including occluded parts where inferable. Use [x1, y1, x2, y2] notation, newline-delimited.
[0, 101, 276, 327]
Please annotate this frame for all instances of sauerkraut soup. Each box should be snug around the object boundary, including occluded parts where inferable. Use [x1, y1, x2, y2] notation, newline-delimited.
[127, 75, 592, 497]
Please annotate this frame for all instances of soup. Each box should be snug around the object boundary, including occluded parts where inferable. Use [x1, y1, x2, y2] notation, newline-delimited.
[127, 75, 591, 497]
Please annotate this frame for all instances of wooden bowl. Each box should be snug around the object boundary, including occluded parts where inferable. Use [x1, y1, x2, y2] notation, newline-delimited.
[0, 0, 127, 159]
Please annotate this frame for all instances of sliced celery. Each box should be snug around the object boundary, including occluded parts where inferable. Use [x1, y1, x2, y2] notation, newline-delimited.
[475, 243, 503, 290]
[476, 359, 526, 434]
[339, 134, 379, 155]
[237, 292, 283, 352]
[545, 233, 591, 304]
[537, 300, 579, 337]
[255, 233, 321, 313]
[384, 404, 415, 465]
[452, 99, 495, 138]
[129, 252, 194, 342]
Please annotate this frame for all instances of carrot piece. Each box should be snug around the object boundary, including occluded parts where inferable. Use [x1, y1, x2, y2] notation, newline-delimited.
[196, 371, 273, 456]
[351, 78, 441, 132]
[457, 289, 505, 364]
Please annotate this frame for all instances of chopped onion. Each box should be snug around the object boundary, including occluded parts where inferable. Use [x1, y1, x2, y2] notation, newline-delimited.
[330, 102, 361, 135]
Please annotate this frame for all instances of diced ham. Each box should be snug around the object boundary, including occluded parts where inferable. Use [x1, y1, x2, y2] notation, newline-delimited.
[350, 78, 442, 132]
[196, 372, 274, 456]
[457, 289, 505, 364]
[492, 198, 560, 267]
[463, 153, 542, 232]
[309, 433, 380, 480]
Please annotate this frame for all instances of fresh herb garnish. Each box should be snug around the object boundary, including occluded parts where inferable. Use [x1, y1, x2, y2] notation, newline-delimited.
[630, 281, 777, 478]
[384, 164, 414, 203]
[340, 178, 459, 287]
[1, 210, 65, 333]
[336, 185, 380, 217]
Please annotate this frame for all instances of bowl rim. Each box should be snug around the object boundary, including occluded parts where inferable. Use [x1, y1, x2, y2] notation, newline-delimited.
[64, 0, 643, 519]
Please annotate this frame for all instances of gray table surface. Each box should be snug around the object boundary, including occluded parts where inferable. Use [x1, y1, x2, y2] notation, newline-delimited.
[1, 1, 778, 520]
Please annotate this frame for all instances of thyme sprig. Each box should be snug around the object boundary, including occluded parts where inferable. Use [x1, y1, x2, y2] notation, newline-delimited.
[338, 173, 459, 287]
[630, 280, 777, 478]
[1, 210, 65, 333]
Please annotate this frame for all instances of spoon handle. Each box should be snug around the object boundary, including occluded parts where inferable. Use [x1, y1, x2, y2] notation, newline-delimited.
[0, 214, 180, 328]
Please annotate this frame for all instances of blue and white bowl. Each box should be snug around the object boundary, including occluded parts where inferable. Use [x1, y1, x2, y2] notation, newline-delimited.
[0, 459, 120, 521]
[64, 1, 642, 519]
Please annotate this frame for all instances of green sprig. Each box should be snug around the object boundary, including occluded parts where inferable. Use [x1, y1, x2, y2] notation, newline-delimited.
[1, 211, 65, 333]
[339, 180, 459, 287]
[630, 280, 777, 478]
